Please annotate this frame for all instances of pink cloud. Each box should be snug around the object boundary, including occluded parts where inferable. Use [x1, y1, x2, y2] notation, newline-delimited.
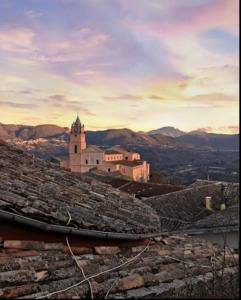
[198, 125, 239, 134]
[191, 93, 236, 102]
[0, 23, 109, 64]
[124, 0, 239, 38]
[32, 28, 109, 63]
[0, 25, 35, 53]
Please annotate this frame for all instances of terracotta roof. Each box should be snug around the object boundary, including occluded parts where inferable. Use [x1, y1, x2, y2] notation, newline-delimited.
[0, 143, 160, 236]
[108, 160, 144, 167]
[0, 234, 238, 299]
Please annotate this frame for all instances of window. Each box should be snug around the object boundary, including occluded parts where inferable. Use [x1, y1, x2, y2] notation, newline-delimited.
[96, 159, 99, 164]
[125, 156, 128, 160]
[108, 168, 111, 172]
[86, 159, 88, 164]
[74, 145, 77, 153]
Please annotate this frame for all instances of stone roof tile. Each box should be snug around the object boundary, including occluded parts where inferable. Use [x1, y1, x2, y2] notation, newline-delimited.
[0, 143, 160, 235]
[0, 235, 238, 299]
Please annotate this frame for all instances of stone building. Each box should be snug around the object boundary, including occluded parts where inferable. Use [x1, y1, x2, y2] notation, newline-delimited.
[61, 116, 150, 182]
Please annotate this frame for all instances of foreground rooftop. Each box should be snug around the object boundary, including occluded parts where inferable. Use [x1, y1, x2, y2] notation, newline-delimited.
[0, 234, 239, 299]
[0, 141, 239, 299]
[0, 142, 160, 237]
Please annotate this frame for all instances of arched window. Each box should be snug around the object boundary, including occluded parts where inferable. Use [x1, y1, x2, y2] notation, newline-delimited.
[74, 145, 77, 153]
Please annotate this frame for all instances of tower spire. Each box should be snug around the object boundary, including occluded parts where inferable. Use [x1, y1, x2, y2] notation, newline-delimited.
[75, 113, 80, 124]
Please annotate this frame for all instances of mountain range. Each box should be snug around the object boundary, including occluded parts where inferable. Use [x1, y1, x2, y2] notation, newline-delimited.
[147, 126, 185, 137]
[0, 123, 239, 151]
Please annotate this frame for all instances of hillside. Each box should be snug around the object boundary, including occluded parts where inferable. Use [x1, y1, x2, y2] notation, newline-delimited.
[0, 122, 239, 185]
[147, 126, 186, 137]
[177, 132, 239, 151]
[0, 122, 239, 151]
[86, 128, 185, 147]
[0, 123, 68, 140]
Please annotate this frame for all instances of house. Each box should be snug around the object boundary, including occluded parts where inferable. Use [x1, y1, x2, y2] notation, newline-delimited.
[179, 203, 239, 249]
[60, 116, 150, 182]
[0, 141, 239, 299]
[145, 180, 240, 249]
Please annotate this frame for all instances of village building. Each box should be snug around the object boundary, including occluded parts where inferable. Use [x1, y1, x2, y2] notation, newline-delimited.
[60, 116, 150, 182]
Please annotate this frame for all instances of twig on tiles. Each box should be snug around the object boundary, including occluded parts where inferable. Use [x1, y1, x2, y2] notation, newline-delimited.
[104, 277, 119, 299]
[36, 239, 151, 299]
[66, 208, 72, 225]
[163, 255, 212, 268]
[66, 237, 93, 299]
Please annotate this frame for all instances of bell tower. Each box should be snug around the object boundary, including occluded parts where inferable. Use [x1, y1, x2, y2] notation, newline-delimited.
[69, 115, 86, 172]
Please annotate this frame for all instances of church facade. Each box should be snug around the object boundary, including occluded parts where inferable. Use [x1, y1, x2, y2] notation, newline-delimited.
[60, 116, 150, 182]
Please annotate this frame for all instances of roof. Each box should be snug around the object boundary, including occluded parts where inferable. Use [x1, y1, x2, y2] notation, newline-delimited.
[0, 234, 238, 299]
[182, 204, 239, 233]
[108, 160, 144, 167]
[145, 181, 239, 232]
[82, 145, 104, 153]
[83, 173, 183, 197]
[104, 149, 122, 155]
[0, 143, 160, 237]
[111, 146, 138, 154]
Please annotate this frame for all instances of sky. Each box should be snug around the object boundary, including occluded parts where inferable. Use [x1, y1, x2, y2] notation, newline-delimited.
[0, 0, 239, 133]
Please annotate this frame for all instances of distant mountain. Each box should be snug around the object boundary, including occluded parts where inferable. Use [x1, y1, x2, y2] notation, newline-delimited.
[0, 123, 68, 140]
[0, 123, 239, 151]
[0, 122, 238, 184]
[147, 126, 186, 137]
[177, 132, 239, 151]
[86, 128, 185, 147]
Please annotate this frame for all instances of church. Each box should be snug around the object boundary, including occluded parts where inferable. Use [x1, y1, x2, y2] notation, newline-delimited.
[60, 116, 150, 182]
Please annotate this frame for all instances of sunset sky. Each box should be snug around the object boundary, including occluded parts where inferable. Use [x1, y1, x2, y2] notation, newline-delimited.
[0, 0, 239, 133]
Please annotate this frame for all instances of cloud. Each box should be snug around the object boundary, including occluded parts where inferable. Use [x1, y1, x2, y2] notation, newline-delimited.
[0, 101, 37, 109]
[103, 94, 143, 102]
[197, 125, 239, 134]
[48, 94, 66, 103]
[191, 93, 236, 102]
[148, 95, 165, 100]
[24, 10, 44, 19]
[124, 0, 239, 38]
[46, 94, 95, 115]
[0, 25, 35, 53]
[20, 88, 40, 95]
[32, 28, 109, 63]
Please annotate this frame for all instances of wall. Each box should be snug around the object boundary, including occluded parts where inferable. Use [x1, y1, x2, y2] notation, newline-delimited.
[119, 164, 133, 180]
[104, 154, 123, 161]
[98, 162, 119, 173]
[80, 151, 104, 172]
[132, 162, 150, 182]
[196, 231, 239, 250]
[113, 148, 140, 161]
[122, 152, 140, 161]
